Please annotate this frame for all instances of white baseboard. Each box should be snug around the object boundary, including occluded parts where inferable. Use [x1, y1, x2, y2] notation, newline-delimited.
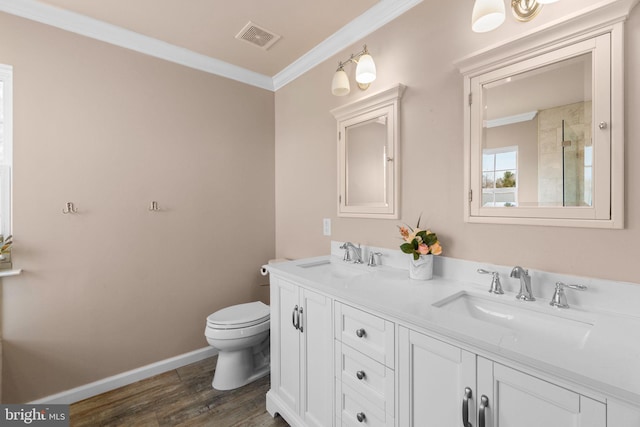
[30, 347, 218, 405]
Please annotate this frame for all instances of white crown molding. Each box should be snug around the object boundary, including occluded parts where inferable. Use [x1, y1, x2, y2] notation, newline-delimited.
[0, 0, 423, 92]
[484, 110, 538, 128]
[272, 0, 424, 91]
[0, 0, 275, 90]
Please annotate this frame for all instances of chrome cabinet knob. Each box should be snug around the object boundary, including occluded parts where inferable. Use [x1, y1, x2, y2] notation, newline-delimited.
[355, 328, 366, 338]
[356, 412, 366, 423]
[356, 370, 366, 380]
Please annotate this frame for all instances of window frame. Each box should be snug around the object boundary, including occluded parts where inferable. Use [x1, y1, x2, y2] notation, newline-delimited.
[0, 64, 13, 238]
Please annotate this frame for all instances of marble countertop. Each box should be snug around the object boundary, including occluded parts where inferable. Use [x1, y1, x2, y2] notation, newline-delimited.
[267, 254, 640, 407]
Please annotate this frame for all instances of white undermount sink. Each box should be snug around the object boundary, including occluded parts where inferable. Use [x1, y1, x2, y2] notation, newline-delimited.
[433, 291, 595, 348]
[297, 259, 366, 280]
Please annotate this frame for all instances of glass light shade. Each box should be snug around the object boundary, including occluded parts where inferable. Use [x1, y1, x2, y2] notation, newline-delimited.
[472, 0, 506, 33]
[355, 54, 376, 84]
[331, 69, 350, 96]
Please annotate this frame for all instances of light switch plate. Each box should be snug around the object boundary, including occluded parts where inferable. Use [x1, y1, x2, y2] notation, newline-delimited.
[323, 218, 331, 236]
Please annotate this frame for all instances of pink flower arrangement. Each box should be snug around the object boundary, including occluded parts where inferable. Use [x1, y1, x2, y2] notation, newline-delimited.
[398, 218, 442, 260]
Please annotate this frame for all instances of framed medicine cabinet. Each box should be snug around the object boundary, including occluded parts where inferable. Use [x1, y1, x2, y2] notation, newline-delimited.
[458, 2, 633, 229]
[331, 84, 405, 218]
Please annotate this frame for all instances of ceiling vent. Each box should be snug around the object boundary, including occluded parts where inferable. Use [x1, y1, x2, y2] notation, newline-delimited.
[235, 21, 281, 50]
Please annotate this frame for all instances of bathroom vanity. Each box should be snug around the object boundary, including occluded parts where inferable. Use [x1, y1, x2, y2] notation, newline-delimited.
[266, 244, 640, 427]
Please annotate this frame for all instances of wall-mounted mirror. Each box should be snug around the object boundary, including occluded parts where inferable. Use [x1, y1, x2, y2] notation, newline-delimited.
[482, 53, 594, 209]
[331, 84, 405, 218]
[460, 21, 625, 229]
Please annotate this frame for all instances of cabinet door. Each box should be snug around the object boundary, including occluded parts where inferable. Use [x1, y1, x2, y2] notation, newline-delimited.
[300, 288, 333, 427]
[477, 360, 606, 427]
[608, 399, 640, 427]
[270, 278, 301, 415]
[398, 327, 476, 427]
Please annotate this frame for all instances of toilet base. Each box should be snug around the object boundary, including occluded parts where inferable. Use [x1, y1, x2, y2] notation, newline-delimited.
[212, 337, 270, 390]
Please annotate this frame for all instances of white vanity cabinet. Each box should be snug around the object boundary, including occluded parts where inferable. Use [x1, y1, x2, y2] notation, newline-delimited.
[334, 303, 395, 427]
[398, 326, 606, 427]
[478, 360, 606, 427]
[267, 276, 333, 427]
[267, 257, 640, 427]
[398, 327, 476, 427]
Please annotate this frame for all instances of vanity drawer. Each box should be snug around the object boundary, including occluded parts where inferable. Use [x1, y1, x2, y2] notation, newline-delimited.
[335, 341, 394, 417]
[336, 380, 394, 427]
[335, 302, 395, 367]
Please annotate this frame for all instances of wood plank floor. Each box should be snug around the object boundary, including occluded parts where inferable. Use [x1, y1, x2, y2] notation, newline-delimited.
[70, 356, 289, 427]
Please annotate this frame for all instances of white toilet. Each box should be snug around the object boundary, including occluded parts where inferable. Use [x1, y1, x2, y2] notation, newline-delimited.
[204, 301, 271, 390]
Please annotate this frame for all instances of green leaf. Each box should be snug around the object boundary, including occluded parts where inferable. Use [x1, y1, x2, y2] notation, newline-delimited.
[424, 233, 438, 246]
[413, 252, 420, 261]
[400, 243, 415, 254]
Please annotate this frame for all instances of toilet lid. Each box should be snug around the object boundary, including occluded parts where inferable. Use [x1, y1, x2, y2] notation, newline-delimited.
[207, 301, 270, 329]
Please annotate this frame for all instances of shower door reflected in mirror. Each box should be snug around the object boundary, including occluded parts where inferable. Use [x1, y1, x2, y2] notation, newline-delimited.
[482, 53, 593, 209]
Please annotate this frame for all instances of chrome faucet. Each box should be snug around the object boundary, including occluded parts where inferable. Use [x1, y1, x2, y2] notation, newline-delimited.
[340, 242, 363, 264]
[510, 266, 535, 301]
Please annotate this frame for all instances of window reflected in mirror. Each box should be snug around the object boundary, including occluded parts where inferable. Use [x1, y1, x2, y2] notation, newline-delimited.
[482, 147, 517, 207]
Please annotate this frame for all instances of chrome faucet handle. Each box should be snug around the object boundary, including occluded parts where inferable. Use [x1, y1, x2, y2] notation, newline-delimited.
[550, 281, 587, 309]
[340, 242, 353, 262]
[477, 269, 504, 294]
[368, 252, 382, 267]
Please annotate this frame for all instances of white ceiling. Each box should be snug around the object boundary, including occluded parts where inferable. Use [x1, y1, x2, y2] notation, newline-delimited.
[0, 0, 423, 90]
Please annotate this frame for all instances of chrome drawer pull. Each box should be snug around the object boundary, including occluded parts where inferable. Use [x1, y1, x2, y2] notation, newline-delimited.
[292, 305, 299, 330]
[479, 395, 489, 427]
[462, 387, 472, 427]
[299, 307, 304, 333]
[356, 370, 366, 380]
[355, 328, 366, 338]
[356, 412, 366, 423]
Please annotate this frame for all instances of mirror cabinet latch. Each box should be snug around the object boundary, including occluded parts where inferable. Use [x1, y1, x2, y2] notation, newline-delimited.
[468, 92, 472, 106]
[469, 189, 473, 203]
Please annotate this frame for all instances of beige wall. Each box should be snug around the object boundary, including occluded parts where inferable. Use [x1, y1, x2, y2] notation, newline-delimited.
[0, 13, 275, 402]
[275, 1, 640, 285]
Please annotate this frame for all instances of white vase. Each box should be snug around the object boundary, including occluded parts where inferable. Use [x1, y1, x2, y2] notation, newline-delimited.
[409, 254, 433, 280]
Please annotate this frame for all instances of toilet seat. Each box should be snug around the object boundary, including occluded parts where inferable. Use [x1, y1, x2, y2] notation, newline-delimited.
[206, 301, 270, 330]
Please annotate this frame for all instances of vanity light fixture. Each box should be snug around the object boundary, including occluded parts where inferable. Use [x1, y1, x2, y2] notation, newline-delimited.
[472, 0, 561, 33]
[331, 45, 376, 96]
